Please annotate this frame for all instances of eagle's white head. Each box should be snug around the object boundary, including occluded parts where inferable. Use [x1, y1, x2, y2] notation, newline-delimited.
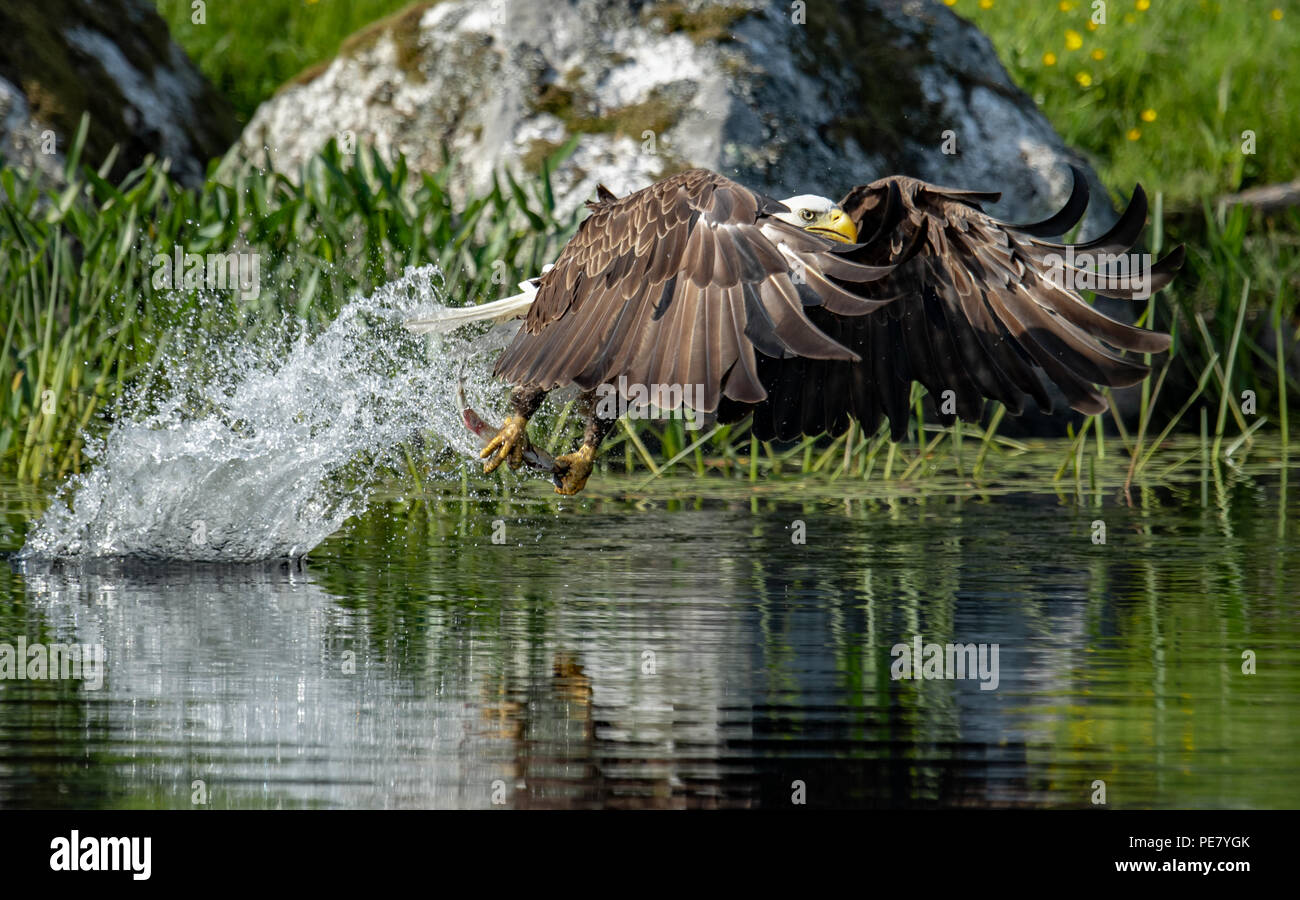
[774, 194, 858, 243]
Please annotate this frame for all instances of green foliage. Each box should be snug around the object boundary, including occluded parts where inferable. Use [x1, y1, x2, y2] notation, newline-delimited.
[0, 117, 580, 481]
[153, 0, 418, 124]
[0, 123, 1294, 491]
[957, 0, 1298, 203]
[3, 0, 1295, 492]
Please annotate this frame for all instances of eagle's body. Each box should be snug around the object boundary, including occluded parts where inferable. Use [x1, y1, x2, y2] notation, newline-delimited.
[408, 167, 1182, 493]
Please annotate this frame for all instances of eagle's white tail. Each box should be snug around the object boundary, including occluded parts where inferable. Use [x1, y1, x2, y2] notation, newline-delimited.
[404, 277, 541, 335]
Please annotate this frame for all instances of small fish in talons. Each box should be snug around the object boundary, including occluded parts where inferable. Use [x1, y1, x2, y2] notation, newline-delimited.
[456, 378, 562, 481]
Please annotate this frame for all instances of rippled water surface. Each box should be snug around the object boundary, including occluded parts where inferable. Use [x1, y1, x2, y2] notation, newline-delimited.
[2, 450, 1298, 809]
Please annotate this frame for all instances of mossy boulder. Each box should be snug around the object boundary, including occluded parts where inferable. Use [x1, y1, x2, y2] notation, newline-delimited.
[0, 0, 238, 187]
[234, 0, 1111, 232]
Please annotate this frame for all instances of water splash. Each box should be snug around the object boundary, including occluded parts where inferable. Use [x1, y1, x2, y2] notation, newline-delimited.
[19, 266, 513, 562]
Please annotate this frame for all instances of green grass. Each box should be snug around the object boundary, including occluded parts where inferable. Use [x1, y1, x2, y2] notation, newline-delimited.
[951, 0, 1298, 204]
[0, 0, 1294, 491]
[0, 118, 581, 481]
[0, 133, 1291, 493]
[153, 0, 414, 124]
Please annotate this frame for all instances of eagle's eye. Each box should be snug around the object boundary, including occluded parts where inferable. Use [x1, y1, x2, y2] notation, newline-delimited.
[799, 209, 815, 222]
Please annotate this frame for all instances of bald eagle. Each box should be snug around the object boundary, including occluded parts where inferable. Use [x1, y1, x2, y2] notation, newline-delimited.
[407, 167, 1182, 494]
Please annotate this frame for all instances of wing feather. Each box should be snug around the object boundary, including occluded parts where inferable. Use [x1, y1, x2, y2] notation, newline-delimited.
[494, 168, 895, 415]
[496, 166, 1178, 441]
[741, 166, 1180, 440]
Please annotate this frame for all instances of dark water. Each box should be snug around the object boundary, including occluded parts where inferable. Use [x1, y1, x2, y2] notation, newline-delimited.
[2, 448, 1298, 809]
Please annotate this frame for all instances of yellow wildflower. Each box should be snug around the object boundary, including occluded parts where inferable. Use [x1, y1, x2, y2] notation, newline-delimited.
[1091, 48, 1105, 60]
[979, 0, 994, 8]
[1065, 29, 1084, 50]
[1271, 8, 1283, 20]
[1141, 108, 1157, 122]
[1076, 71, 1093, 87]
[1043, 52, 1058, 65]
[1127, 128, 1142, 141]
[1136, 0, 1150, 9]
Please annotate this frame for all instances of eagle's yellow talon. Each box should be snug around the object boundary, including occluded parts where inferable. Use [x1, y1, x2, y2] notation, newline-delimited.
[553, 445, 596, 495]
[481, 415, 530, 474]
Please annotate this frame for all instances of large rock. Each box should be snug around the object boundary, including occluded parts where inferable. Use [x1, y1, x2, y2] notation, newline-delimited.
[0, 0, 238, 187]
[234, 0, 1112, 233]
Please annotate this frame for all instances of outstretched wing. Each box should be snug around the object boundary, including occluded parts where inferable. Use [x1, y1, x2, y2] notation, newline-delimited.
[732, 168, 1183, 441]
[493, 168, 903, 413]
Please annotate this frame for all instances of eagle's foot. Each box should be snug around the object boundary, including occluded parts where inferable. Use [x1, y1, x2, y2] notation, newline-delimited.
[552, 445, 596, 495]
[480, 415, 531, 474]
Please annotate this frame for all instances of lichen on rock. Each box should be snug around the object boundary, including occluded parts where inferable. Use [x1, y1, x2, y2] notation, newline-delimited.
[0, 0, 237, 188]
[232, 0, 1114, 238]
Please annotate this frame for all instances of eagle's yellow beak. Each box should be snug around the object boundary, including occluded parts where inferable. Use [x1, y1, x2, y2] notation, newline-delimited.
[808, 208, 858, 243]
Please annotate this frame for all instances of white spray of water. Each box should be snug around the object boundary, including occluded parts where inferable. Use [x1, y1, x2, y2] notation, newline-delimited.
[19, 266, 515, 562]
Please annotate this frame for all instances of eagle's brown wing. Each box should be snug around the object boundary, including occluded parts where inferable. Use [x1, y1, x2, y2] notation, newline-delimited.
[493, 168, 900, 413]
[732, 168, 1184, 442]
